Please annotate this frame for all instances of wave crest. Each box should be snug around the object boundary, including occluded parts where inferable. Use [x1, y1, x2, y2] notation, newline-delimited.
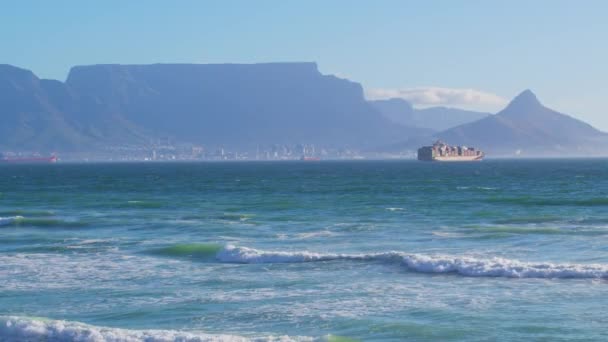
[214, 245, 608, 279]
[0, 216, 87, 228]
[0, 316, 314, 342]
[0, 216, 24, 226]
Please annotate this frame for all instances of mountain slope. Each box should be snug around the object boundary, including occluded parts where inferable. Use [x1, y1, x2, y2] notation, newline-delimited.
[65, 63, 421, 149]
[437, 90, 608, 155]
[0, 65, 91, 151]
[0, 64, 154, 152]
[1, 63, 429, 152]
[370, 98, 489, 131]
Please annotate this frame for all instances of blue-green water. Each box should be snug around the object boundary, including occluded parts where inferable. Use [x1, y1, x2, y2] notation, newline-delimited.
[1, 160, 607, 341]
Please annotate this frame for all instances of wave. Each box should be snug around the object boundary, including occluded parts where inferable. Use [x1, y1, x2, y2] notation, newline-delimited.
[431, 231, 465, 238]
[147, 243, 224, 259]
[126, 200, 165, 209]
[0, 216, 23, 226]
[493, 216, 562, 225]
[456, 186, 498, 191]
[464, 225, 608, 236]
[295, 230, 337, 240]
[0, 216, 87, 228]
[0, 316, 317, 342]
[216, 213, 255, 222]
[0, 209, 55, 217]
[212, 245, 608, 279]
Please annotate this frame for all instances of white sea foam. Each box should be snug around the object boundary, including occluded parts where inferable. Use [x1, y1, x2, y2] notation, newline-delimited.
[0, 316, 313, 342]
[295, 230, 337, 240]
[456, 186, 498, 191]
[0, 216, 23, 226]
[216, 245, 608, 279]
[217, 245, 344, 264]
[76, 239, 115, 245]
[431, 231, 464, 238]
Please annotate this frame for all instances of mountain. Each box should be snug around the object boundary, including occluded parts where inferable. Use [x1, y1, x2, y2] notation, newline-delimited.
[0, 63, 426, 152]
[436, 90, 608, 156]
[0, 65, 91, 152]
[370, 98, 489, 131]
[66, 62, 426, 148]
[0, 64, 153, 152]
[414, 106, 490, 131]
[5, 64, 604, 156]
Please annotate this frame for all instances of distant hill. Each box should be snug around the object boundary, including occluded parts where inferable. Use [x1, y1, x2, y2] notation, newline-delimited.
[370, 98, 489, 131]
[0, 65, 92, 152]
[0, 64, 157, 152]
[0, 63, 429, 152]
[435, 90, 608, 156]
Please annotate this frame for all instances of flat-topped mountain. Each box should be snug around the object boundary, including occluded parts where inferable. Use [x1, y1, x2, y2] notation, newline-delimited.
[64, 63, 416, 148]
[2, 63, 607, 156]
[436, 90, 608, 156]
[0, 63, 426, 152]
[370, 98, 489, 132]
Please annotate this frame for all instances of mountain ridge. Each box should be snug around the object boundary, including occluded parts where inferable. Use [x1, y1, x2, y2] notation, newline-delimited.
[434, 89, 608, 156]
[369, 98, 490, 132]
[0, 63, 425, 152]
[1, 64, 607, 156]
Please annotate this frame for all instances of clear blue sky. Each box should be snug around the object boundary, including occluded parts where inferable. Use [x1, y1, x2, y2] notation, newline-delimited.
[2, 0, 607, 129]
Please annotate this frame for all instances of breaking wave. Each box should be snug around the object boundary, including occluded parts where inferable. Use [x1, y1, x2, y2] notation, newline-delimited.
[212, 245, 608, 279]
[0, 216, 23, 227]
[0, 316, 316, 342]
[456, 186, 498, 191]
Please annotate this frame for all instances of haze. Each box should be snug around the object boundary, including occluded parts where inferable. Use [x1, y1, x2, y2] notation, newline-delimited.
[2, 1, 608, 160]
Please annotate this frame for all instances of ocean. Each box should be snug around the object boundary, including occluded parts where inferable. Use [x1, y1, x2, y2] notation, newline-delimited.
[1, 160, 607, 341]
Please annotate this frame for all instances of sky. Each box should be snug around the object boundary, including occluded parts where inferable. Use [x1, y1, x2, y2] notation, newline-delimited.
[2, 0, 607, 129]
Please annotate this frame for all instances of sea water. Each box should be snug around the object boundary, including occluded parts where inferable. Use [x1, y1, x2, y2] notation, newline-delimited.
[1, 160, 607, 341]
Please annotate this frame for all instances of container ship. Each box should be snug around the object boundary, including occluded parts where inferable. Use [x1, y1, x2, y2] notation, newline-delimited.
[417, 140, 483, 161]
[0, 153, 57, 163]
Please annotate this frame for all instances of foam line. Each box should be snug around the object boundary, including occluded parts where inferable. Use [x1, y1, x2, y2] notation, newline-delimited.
[216, 245, 608, 279]
[0, 316, 315, 342]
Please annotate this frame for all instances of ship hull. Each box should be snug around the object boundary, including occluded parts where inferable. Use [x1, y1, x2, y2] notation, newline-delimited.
[429, 155, 483, 162]
[417, 140, 484, 162]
